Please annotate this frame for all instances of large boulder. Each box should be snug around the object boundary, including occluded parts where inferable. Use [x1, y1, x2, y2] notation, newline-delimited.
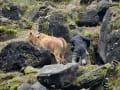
[0, 25, 17, 41]
[38, 11, 70, 42]
[80, 0, 94, 5]
[37, 63, 79, 89]
[98, 8, 120, 63]
[38, 16, 47, 32]
[96, 0, 112, 21]
[17, 82, 48, 90]
[47, 12, 70, 42]
[27, 1, 53, 21]
[0, 41, 54, 71]
[77, 0, 112, 27]
[2, 2, 22, 20]
[37, 63, 110, 89]
[76, 9, 100, 27]
[106, 30, 120, 63]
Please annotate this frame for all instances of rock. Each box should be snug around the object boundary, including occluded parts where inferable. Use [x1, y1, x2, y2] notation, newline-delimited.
[37, 63, 78, 89]
[29, 82, 48, 90]
[76, 9, 100, 27]
[77, 0, 112, 27]
[0, 25, 17, 41]
[69, 22, 76, 29]
[0, 71, 37, 90]
[37, 63, 111, 89]
[2, 2, 22, 20]
[38, 17, 48, 32]
[47, 12, 70, 42]
[80, 0, 94, 5]
[98, 8, 113, 63]
[90, 60, 120, 90]
[96, 0, 112, 21]
[0, 41, 53, 71]
[106, 30, 120, 63]
[17, 82, 48, 90]
[27, 6, 40, 21]
[38, 11, 70, 42]
[17, 83, 32, 90]
[0, 16, 10, 24]
[38, 2, 51, 17]
[19, 18, 32, 29]
[27, 1, 53, 21]
[98, 7, 120, 63]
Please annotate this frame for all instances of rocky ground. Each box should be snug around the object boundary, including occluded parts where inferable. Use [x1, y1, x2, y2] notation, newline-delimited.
[0, 0, 120, 90]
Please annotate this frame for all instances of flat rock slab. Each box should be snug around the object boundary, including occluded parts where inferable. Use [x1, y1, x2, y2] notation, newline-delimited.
[37, 63, 78, 89]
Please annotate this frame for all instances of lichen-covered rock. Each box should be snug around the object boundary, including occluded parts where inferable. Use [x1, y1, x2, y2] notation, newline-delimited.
[37, 63, 79, 89]
[96, 0, 112, 21]
[98, 8, 120, 63]
[0, 25, 17, 41]
[17, 82, 48, 90]
[19, 18, 32, 29]
[17, 83, 32, 90]
[77, 0, 112, 27]
[0, 16, 10, 24]
[0, 71, 36, 90]
[0, 41, 53, 71]
[38, 16, 48, 33]
[47, 12, 70, 42]
[2, 2, 22, 20]
[37, 63, 110, 89]
[106, 30, 120, 63]
[38, 11, 70, 42]
[27, 1, 52, 21]
[80, 0, 94, 5]
[29, 82, 48, 90]
[76, 9, 100, 27]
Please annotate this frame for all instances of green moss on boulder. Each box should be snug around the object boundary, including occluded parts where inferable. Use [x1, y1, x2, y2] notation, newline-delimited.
[0, 71, 36, 90]
[0, 25, 17, 41]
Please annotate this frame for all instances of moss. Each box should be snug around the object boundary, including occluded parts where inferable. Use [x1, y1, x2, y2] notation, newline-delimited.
[112, 2, 120, 9]
[73, 64, 111, 86]
[24, 66, 39, 74]
[42, 21, 48, 34]
[112, 16, 120, 30]
[96, 61, 120, 90]
[0, 71, 36, 90]
[97, 64, 111, 75]
[19, 17, 33, 29]
[77, 65, 98, 73]
[66, 15, 72, 23]
[0, 25, 17, 32]
[0, 25, 17, 41]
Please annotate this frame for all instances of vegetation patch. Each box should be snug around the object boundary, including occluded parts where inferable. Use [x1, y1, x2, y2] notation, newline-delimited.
[0, 71, 36, 90]
[0, 25, 17, 41]
[19, 17, 32, 29]
[112, 16, 120, 30]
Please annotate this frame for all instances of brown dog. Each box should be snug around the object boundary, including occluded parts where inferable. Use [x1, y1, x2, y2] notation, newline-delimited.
[28, 32, 67, 64]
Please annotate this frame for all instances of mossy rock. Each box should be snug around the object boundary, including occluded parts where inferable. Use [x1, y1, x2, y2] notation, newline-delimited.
[19, 17, 32, 29]
[0, 71, 36, 90]
[112, 16, 120, 30]
[72, 64, 111, 89]
[23, 66, 39, 74]
[0, 25, 17, 41]
[94, 61, 120, 90]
